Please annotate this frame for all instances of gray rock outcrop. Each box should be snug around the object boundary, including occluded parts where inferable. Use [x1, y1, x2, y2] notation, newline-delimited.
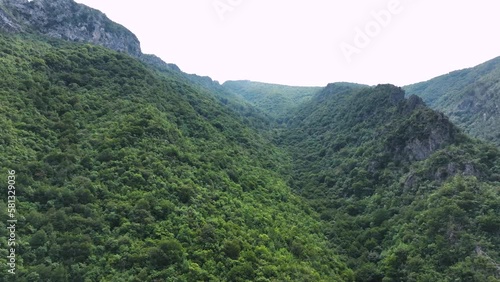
[0, 0, 141, 56]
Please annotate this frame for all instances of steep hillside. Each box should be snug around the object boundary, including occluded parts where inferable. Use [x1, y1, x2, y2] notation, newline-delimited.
[0, 34, 353, 281]
[1, 1, 499, 281]
[223, 80, 323, 121]
[280, 84, 500, 281]
[181, 75, 276, 133]
[0, 0, 184, 76]
[0, 0, 294, 133]
[0, 0, 141, 56]
[405, 57, 500, 146]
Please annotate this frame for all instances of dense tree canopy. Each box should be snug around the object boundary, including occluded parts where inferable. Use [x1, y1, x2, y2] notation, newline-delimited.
[222, 80, 324, 123]
[405, 57, 500, 146]
[279, 83, 500, 281]
[0, 34, 352, 281]
[0, 31, 499, 282]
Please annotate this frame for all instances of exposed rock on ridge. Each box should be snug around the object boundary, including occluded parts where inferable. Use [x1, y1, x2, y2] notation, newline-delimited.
[0, 0, 141, 56]
[387, 108, 461, 162]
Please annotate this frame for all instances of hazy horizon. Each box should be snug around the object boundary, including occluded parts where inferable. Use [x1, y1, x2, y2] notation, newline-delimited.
[75, 0, 500, 87]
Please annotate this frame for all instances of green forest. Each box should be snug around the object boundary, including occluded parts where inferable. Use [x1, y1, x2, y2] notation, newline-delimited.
[222, 81, 323, 122]
[0, 31, 499, 282]
[279, 83, 500, 281]
[404, 57, 500, 147]
[0, 34, 352, 281]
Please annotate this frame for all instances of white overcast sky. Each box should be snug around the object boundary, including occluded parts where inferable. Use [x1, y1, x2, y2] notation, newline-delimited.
[75, 0, 500, 87]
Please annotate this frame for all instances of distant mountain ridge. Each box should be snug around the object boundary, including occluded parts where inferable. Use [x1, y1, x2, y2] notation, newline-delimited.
[0, 0, 273, 134]
[222, 80, 324, 121]
[0, 0, 186, 74]
[0, 0, 499, 280]
[405, 57, 500, 146]
[3, 0, 498, 148]
[0, 32, 354, 281]
[279, 83, 500, 280]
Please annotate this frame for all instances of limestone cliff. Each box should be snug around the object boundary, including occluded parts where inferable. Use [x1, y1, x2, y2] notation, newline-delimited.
[0, 0, 141, 56]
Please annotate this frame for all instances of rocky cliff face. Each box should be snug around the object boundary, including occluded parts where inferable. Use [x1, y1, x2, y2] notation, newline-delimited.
[387, 107, 461, 162]
[0, 3, 22, 32]
[0, 0, 141, 56]
[404, 57, 500, 146]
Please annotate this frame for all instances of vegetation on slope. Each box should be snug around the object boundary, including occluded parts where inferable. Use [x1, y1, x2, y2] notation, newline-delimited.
[0, 33, 353, 281]
[280, 84, 500, 281]
[2, 12, 500, 281]
[222, 80, 323, 122]
[405, 57, 500, 146]
[182, 75, 275, 134]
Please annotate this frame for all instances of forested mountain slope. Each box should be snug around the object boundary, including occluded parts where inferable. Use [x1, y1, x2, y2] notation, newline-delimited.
[280, 84, 500, 281]
[1, 1, 499, 281]
[405, 57, 500, 146]
[180, 75, 275, 133]
[222, 80, 323, 121]
[0, 34, 353, 281]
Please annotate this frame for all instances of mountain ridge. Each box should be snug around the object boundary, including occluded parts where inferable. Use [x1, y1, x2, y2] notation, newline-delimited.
[0, 0, 188, 76]
[279, 83, 500, 280]
[0, 33, 354, 281]
[222, 80, 324, 121]
[0, 0, 141, 55]
[405, 56, 500, 146]
[0, 1, 499, 281]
